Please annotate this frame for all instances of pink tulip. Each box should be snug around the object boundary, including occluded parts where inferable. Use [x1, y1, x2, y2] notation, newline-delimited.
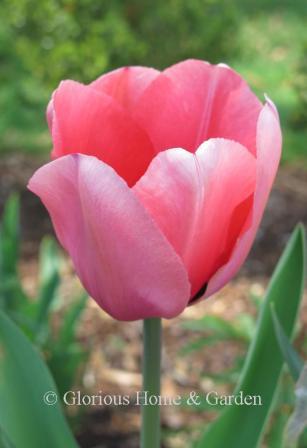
[28, 59, 282, 321]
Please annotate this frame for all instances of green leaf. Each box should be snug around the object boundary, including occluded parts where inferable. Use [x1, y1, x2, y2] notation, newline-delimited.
[48, 293, 88, 396]
[36, 237, 60, 320]
[0, 193, 20, 278]
[183, 314, 253, 342]
[266, 375, 295, 448]
[34, 237, 60, 344]
[198, 224, 306, 448]
[180, 335, 227, 356]
[0, 310, 79, 448]
[181, 313, 254, 356]
[271, 304, 304, 381]
[183, 314, 241, 336]
[0, 426, 16, 448]
[57, 293, 87, 346]
[284, 364, 307, 447]
[0, 194, 24, 312]
[47, 344, 88, 397]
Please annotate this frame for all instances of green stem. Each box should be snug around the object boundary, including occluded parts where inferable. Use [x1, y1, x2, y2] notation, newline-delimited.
[141, 318, 162, 448]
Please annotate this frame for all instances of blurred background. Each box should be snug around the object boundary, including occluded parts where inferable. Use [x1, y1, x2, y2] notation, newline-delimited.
[0, 1, 306, 447]
[1, 0, 307, 162]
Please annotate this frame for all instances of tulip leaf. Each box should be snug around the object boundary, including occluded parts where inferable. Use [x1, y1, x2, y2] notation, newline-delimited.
[0, 310, 79, 448]
[0, 193, 20, 278]
[182, 314, 253, 341]
[197, 224, 305, 448]
[271, 304, 304, 382]
[0, 194, 25, 312]
[34, 237, 60, 345]
[37, 237, 60, 321]
[57, 293, 87, 346]
[0, 425, 16, 448]
[285, 364, 307, 446]
[265, 376, 295, 448]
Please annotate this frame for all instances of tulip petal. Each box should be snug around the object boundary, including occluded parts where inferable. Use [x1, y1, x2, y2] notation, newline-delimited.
[90, 66, 160, 112]
[133, 139, 257, 296]
[134, 59, 262, 155]
[28, 154, 191, 321]
[49, 80, 156, 186]
[205, 99, 282, 297]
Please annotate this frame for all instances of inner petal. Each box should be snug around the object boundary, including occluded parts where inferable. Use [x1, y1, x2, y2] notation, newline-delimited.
[133, 59, 262, 155]
[133, 138, 257, 295]
[90, 66, 160, 112]
[50, 80, 156, 186]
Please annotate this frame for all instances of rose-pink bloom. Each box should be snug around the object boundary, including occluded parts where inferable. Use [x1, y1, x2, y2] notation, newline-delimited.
[28, 59, 282, 321]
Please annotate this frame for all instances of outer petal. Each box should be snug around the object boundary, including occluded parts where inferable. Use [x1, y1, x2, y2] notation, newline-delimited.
[133, 59, 262, 155]
[205, 99, 282, 297]
[46, 95, 54, 132]
[28, 154, 190, 321]
[49, 80, 156, 186]
[90, 66, 160, 112]
[133, 139, 257, 296]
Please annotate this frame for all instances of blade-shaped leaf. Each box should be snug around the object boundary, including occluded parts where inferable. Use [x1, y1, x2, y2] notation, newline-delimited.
[0, 193, 20, 278]
[0, 310, 79, 448]
[265, 376, 295, 448]
[48, 294, 88, 395]
[198, 224, 305, 448]
[285, 364, 307, 446]
[57, 293, 87, 346]
[35, 237, 60, 332]
[47, 344, 88, 397]
[182, 313, 254, 348]
[183, 314, 243, 337]
[0, 425, 15, 448]
[0, 194, 25, 312]
[271, 304, 304, 381]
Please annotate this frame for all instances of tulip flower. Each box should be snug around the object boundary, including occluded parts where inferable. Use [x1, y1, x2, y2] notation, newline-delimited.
[28, 59, 281, 321]
[28, 59, 281, 448]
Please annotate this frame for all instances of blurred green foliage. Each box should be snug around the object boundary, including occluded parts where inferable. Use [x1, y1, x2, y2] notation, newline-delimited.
[0, 194, 88, 398]
[0, 0, 237, 153]
[0, 0, 307, 162]
[3, 0, 237, 86]
[291, 41, 307, 130]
